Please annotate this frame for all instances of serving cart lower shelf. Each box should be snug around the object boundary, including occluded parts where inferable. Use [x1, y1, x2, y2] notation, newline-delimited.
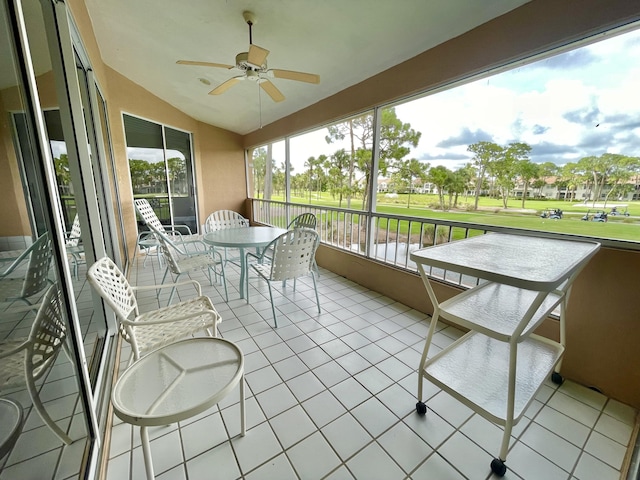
[417, 331, 564, 476]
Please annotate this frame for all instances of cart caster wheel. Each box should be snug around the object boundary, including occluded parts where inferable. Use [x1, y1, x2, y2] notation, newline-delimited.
[491, 458, 507, 477]
[551, 372, 564, 385]
[416, 401, 427, 416]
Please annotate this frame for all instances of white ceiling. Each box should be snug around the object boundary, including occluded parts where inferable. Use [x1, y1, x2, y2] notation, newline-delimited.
[84, 0, 530, 135]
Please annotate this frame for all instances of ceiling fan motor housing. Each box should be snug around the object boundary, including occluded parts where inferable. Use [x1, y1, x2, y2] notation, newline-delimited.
[236, 52, 266, 71]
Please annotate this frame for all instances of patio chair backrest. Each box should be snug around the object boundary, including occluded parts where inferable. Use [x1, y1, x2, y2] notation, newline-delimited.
[66, 215, 82, 248]
[87, 257, 138, 339]
[204, 210, 248, 232]
[2, 232, 52, 303]
[28, 283, 67, 381]
[268, 228, 319, 282]
[134, 199, 166, 233]
[288, 213, 317, 230]
[147, 223, 184, 275]
[20, 232, 53, 299]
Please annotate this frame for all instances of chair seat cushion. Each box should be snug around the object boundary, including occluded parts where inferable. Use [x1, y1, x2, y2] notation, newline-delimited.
[178, 254, 220, 272]
[133, 296, 221, 356]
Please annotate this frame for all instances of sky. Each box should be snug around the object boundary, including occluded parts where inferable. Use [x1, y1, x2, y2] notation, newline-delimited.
[284, 24, 640, 175]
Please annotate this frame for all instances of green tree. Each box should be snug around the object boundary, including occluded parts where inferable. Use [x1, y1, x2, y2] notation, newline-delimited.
[251, 147, 267, 198]
[392, 158, 430, 207]
[325, 108, 421, 209]
[603, 155, 636, 205]
[467, 141, 503, 210]
[448, 168, 472, 208]
[428, 165, 452, 210]
[326, 149, 352, 207]
[514, 158, 539, 208]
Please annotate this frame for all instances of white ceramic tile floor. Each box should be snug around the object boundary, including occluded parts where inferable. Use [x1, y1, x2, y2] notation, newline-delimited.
[102, 255, 640, 480]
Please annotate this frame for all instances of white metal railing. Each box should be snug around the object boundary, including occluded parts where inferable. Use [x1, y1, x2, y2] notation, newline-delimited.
[250, 198, 633, 290]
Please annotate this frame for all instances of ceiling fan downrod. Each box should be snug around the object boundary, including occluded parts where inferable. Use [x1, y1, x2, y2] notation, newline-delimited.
[243, 11, 256, 45]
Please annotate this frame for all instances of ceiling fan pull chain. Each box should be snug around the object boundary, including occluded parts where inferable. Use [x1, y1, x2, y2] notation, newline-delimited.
[258, 83, 263, 129]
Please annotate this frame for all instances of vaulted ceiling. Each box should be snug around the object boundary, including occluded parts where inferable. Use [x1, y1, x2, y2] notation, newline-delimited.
[84, 0, 530, 135]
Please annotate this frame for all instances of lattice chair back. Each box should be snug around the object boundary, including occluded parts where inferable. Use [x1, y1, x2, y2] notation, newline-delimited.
[0, 232, 52, 305]
[288, 213, 317, 230]
[87, 257, 138, 342]
[204, 210, 249, 232]
[66, 215, 82, 248]
[148, 223, 183, 275]
[134, 199, 166, 233]
[21, 232, 53, 300]
[269, 228, 319, 282]
[0, 283, 73, 445]
[28, 283, 67, 381]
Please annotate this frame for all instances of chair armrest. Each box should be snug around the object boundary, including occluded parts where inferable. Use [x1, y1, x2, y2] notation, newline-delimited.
[0, 248, 31, 277]
[120, 307, 221, 327]
[167, 224, 193, 235]
[132, 279, 202, 296]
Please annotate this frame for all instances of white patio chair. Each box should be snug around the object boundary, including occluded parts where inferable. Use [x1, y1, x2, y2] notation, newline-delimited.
[287, 213, 319, 278]
[0, 232, 53, 306]
[0, 283, 73, 445]
[204, 210, 249, 265]
[287, 213, 317, 230]
[133, 199, 202, 265]
[245, 228, 320, 327]
[65, 215, 85, 279]
[87, 256, 221, 362]
[147, 223, 228, 304]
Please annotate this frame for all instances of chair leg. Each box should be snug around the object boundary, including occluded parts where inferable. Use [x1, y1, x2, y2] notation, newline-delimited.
[140, 426, 155, 480]
[311, 272, 321, 314]
[220, 262, 228, 302]
[267, 282, 278, 328]
[26, 374, 73, 445]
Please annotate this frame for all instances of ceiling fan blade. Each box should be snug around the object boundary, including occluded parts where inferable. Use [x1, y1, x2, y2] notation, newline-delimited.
[247, 44, 269, 67]
[270, 69, 320, 84]
[260, 80, 285, 102]
[177, 60, 234, 69]
[209, 77, 243, 95]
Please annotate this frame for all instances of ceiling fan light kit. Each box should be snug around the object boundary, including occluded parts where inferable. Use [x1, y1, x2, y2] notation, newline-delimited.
[177, 10, 319, 103]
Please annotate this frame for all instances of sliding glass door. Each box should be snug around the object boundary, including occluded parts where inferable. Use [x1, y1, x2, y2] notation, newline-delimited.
[124, 114, 199, 234]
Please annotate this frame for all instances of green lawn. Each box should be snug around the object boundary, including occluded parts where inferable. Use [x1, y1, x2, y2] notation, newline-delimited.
[275, 193, 640, 242]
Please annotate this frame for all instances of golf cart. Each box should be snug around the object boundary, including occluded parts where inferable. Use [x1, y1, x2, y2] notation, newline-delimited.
[609, 205, 630, 216]
[541, 208, 563, 220]
[581, 210, 607, 222]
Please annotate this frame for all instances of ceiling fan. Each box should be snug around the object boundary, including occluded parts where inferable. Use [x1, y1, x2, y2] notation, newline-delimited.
[177, 11, 320, 102]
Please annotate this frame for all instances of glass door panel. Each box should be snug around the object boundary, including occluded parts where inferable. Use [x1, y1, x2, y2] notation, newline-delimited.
[124, 114, 198, 233]
[1, 0, 88, 476]
[165, 127, 197, 233]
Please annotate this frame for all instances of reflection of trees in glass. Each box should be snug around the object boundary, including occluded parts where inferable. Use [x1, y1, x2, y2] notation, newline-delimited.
[167, 157, 187, 195]
[54, 153, 72, 194]
[128, 157, 188, 195]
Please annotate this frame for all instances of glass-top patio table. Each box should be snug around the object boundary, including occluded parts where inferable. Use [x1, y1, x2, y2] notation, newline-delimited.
[203, 226, 287, 299]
